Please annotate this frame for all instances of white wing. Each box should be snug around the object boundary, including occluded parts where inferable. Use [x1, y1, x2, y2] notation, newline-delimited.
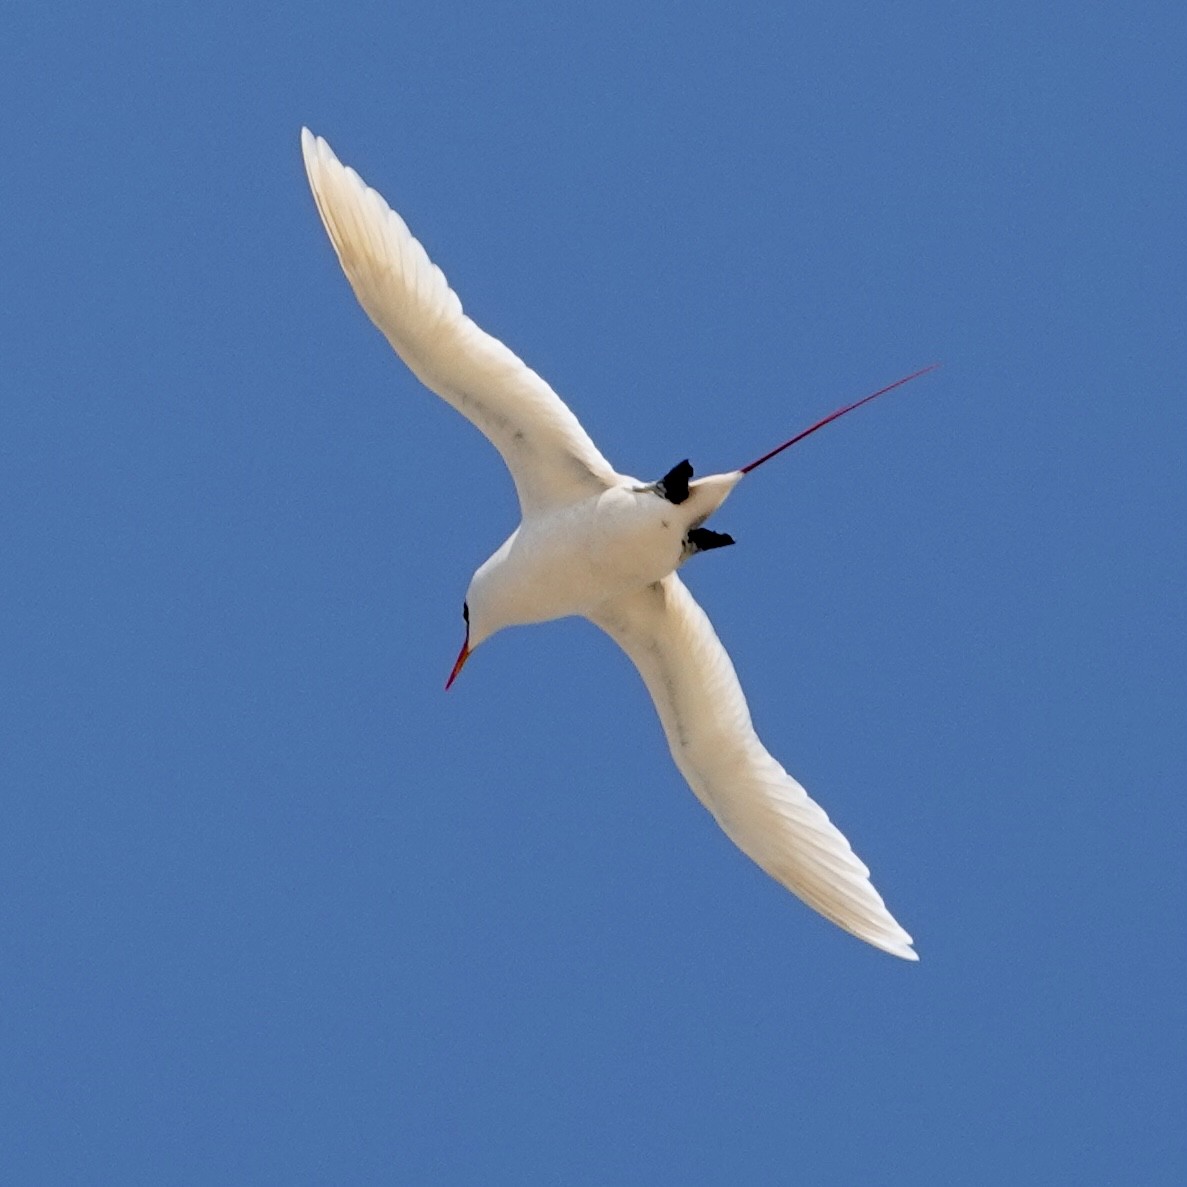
[589, 575, 917, 960]
[301, 129, 620, 513]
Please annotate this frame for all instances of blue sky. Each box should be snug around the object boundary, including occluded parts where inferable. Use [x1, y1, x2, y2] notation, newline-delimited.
[2, 2, 1183, 1182]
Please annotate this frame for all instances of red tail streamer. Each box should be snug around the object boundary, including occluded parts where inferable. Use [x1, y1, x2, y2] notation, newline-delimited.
[739, 363, 940, 475]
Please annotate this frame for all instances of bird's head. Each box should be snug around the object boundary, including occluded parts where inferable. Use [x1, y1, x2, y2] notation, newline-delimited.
[445, 537, 522, 689]
[444, 578, 503, 690]
[446, 598, 481, 693]
[445, 600, 472, 690]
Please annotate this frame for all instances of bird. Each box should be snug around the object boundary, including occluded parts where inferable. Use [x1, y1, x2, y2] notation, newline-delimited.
[301, 128, 933, 961]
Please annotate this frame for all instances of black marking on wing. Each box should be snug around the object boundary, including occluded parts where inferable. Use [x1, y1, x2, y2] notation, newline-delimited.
[656, 459, 693, 505]
[686, 527, 735, 554]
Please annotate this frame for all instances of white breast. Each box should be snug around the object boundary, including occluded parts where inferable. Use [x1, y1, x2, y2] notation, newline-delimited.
[474, 486, 687, 628]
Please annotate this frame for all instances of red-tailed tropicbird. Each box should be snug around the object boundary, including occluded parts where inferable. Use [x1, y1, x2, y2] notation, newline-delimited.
[302, 128, 936, 960]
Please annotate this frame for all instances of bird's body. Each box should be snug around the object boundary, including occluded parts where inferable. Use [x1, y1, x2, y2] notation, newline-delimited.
[469, 473, 741, 637]
[301, 128, 925, 961]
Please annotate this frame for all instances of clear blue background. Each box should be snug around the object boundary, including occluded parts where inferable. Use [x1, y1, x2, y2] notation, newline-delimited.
[2, 2, 1183, 1183]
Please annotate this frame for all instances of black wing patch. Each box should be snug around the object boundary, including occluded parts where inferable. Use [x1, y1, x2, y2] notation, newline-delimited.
[686, 527, 735, 554]
[656, 459, 694, 505]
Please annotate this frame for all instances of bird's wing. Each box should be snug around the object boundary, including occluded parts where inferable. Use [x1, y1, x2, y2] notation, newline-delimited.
[301, 129, 620, 514]
[588, 575, 917, 960]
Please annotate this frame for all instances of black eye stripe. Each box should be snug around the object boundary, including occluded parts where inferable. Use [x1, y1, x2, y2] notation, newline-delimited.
[463, 602, 469, 624]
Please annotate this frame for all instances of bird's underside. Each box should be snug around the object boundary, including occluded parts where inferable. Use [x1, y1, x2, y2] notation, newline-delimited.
[301, 127, 918, 960]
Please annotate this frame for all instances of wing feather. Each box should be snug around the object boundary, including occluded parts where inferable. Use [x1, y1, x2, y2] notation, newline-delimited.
[589, 575, 917, 960]
[301, 129, 619, 513]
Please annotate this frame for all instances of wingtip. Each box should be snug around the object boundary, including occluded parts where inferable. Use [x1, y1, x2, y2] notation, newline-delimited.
[855, 916, 918, 962]
[863, 933, 918, 962]
[876, 930, 919, 962]
[300, 127, 319, 176]
[301, 127, 325, 167]
[300, 128, 341, 178]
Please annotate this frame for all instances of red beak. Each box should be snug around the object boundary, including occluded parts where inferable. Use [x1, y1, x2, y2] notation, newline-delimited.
[445, 631, 471, 690]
